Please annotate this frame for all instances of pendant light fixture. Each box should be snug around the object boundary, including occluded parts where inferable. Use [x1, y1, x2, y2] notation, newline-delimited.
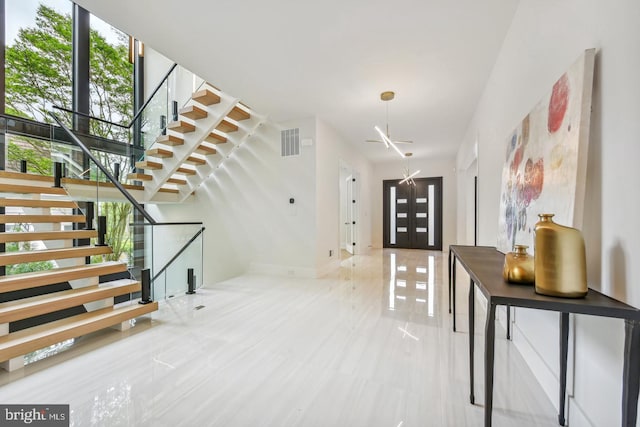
[371, 91, 411, 159]
[399, 152, 420, 185]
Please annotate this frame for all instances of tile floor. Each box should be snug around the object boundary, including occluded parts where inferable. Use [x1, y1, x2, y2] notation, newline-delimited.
[0, 249, 558, 426]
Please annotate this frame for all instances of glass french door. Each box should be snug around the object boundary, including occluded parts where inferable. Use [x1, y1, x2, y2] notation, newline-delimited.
[383, 177, 442, 250]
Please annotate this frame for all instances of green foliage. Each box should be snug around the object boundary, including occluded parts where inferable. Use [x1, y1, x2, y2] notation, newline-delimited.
[7, 137, 53, 175]
[5, 4, 133, 135]
[5, 4, 133, 174]
[4, 4, 135, 267]
[5, 5, 73, 123]
[102, 201, 133, 262]
[7, 260, 54, 275]
[5, 225, 54, 275]
[88, 29, 133, 141]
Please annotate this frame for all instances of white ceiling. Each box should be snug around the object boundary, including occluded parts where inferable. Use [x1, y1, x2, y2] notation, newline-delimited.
[75, 0, 519, 163]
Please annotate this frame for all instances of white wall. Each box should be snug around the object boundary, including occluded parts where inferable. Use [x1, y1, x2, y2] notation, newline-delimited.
[150, 117, 318, 282]
[455, 159, 477, 246]
[143, 47, 206, 121]
[456, 1, 640, 425]
[315, 118, 373, 273]
[143, 47, 173, 100]
[150, 116, 374, 282]
[339, 164, 349, 250]
[371, 155, 456, 251]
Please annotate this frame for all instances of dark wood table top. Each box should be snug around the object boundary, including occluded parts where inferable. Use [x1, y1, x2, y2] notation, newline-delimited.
[450, 245, 640, 320]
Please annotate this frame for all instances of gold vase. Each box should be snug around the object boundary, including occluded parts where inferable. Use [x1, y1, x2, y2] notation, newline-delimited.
[534, 214, 587, 298]
[503, 245, 535, 284]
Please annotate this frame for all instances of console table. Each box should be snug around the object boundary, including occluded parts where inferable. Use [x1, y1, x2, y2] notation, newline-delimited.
[448, 245, 640, 427]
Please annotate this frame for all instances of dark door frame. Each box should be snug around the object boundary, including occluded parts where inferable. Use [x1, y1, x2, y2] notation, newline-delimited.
[383, 176, 443, 250]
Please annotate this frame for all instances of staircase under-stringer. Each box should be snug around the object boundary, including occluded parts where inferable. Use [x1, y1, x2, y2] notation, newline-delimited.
[0, 181, 158, 371]
[129, 85, 265, 202]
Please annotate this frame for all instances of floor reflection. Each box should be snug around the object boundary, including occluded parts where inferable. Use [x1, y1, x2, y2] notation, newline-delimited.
[382, 249, 441, 325]
[0, 248, 559, 426]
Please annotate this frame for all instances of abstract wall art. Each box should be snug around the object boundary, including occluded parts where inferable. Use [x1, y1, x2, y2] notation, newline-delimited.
[497, 49, 595, 253]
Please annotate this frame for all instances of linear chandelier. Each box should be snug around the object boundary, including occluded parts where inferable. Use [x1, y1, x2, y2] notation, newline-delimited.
[400, 152, 420, 186]
[371, 91, 420, 185]
[374, 125, 405, 158]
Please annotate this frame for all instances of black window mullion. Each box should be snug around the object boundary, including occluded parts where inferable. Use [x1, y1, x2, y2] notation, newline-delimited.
[0, 0, 5, 274]
[72, 4, 91, 251]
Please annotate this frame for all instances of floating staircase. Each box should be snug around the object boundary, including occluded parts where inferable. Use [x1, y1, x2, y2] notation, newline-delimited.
[0, 181, 158, 371]
[127, 85, 265, 202]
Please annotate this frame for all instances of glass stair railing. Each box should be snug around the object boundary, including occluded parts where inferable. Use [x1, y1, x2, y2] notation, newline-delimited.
[0, 111, 206, 301]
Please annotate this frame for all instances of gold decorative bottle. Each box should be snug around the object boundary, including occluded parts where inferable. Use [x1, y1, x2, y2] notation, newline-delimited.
[503, 245, 535, 284]
[534, 214, 588, 298]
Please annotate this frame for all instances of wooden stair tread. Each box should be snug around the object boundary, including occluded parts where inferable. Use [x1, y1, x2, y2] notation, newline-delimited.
[179, 105, 208, 120]
[135, 160, 162, 170]
[0, 245, 112, 267]
[167, 177, 187, 185]
[0, 171, 51, 182]
[0, 214, 85, 224]
[167, 120, 196, 133]
[0, 172, 146, 192]
[205, 132, 227, 144]
[228, 106, 251, 121]
[216, 119, 238, 134]
[61, 177, 143, 192]
[0, 198, 77, 209]
[155, 134, 184, 147]
[127, 173, 152, 181]
[146, 148, 173, 158]
[0, 279, 140, 324]
[0, 230, 97, 244]
[0, 261, 126, 293]
[175, 167, 197, 176]
[158, 187, 179, 194]
[192, 89, 220, 106]
[196, 144, 217, 155]
[0, 302, 158, 362]
[0, 184, 67, 196]
[185, 156, 206, 166]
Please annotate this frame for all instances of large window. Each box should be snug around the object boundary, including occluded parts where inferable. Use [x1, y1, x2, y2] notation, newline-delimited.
[2, 1, 137, 174]
[4, 1, 134, 137]
[2, 1, 137, 267]
[5, 0, 73, 123]
[89, 13, 133, 141]
[4, 1, 72, 173]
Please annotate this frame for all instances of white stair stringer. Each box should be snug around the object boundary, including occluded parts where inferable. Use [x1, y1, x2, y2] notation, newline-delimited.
[173, 110, 267, 202]
[142, 90, 240, 201]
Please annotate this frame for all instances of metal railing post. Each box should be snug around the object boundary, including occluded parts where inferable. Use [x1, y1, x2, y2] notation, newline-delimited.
[85, 202, 94, 230]
[186, 268, 195, 294]
[53, 162, 63, 188]
[96, 215, 107, 246]
[139, 268, 152, 304]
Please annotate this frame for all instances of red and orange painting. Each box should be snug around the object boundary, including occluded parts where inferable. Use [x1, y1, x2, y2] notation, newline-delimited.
[497, 49, 595, 253]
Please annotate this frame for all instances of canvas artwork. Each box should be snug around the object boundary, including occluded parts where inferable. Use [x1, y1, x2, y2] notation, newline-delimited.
[497, 49, 595, 253]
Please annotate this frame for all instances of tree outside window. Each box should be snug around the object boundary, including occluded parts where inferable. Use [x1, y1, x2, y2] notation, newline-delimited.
[5, 3, 136, 265]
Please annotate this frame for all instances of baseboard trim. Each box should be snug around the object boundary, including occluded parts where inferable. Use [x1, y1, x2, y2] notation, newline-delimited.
[511, 320, 561, 412]
[248, 262, 317, 278]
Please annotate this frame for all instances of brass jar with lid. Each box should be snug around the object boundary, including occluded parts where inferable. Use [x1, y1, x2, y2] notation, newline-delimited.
[503, 245, 535, 284]
[534, 214, 588, 298]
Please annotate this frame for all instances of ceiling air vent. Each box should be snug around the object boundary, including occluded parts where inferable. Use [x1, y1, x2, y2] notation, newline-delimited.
[281, 128, 300, 157]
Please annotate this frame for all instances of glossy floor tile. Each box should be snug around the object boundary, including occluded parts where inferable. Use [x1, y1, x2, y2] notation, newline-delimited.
[0, 249, 557, 426]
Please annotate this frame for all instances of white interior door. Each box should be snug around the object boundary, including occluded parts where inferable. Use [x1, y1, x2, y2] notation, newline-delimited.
[345, 174, 357, 254]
